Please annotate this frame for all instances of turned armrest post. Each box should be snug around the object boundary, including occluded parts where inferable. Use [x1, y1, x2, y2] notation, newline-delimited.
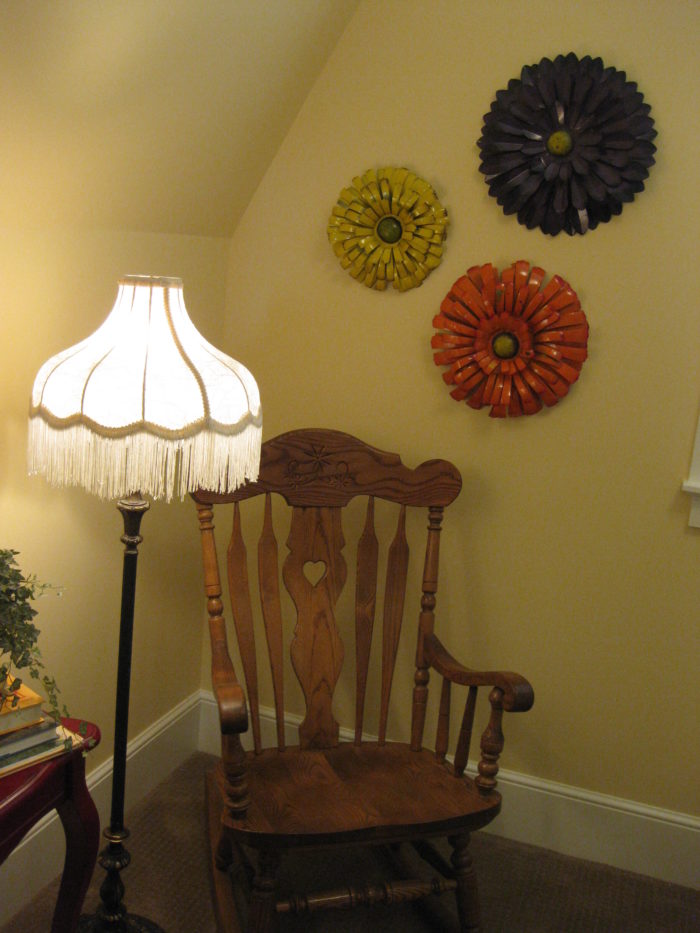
[412, 505, 443, 752]
[475, 688, 505, 796]
[221, 733, 250, 819]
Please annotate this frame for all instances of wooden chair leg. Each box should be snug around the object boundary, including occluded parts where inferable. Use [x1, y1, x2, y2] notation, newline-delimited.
[449, 834, 480, 933]
[219, 831, 254, 897]
[247, 849, 280, 933]
[207, 769, 250, 933]
[215, 828, 234, 871]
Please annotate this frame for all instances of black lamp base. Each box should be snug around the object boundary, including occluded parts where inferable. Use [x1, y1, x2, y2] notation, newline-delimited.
[78, 914, 165, 932]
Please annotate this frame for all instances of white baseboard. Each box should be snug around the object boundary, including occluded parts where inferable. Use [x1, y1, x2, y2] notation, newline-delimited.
[2, 692, 697, 927]
[0, 691, 202, 927]
[477, 766, 700, 890]
[199, 693, 700, 889]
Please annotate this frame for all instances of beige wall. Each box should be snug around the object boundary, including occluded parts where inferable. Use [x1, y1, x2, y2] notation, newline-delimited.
[0, 0, 359, 236]
[0, 1, 357, 776]
[1, 0, 697, 821]
[1, 229, 229, 769]
[221, 0, 700, 815]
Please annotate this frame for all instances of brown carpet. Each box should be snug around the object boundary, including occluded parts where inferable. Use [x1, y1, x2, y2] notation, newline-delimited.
[2, 752, 697, 932]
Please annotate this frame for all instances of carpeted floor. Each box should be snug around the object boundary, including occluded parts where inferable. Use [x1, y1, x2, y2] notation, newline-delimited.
[2, 752, 698, 932]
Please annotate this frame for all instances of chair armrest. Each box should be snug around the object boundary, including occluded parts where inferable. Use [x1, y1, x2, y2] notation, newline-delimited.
[425, 633, 534, 712]
[212, 672, 249, 735]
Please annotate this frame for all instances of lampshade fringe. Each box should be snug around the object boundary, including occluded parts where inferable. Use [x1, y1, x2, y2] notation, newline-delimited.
[27, 417, 261, 502]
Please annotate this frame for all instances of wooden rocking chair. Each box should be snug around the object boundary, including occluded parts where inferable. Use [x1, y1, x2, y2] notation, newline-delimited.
[193, 428, 534, 932]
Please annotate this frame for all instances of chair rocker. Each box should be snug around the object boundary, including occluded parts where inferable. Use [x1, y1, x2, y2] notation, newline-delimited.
[193, 428, 534, 932]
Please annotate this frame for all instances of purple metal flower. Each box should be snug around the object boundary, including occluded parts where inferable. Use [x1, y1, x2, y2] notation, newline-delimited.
[478, 54, 656, 236]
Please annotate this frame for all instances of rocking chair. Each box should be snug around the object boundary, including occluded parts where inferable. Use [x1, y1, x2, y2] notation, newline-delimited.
[193, 428, 533, 932]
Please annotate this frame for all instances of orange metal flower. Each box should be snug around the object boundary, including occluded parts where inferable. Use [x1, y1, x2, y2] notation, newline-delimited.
[432, 261, 588, 417]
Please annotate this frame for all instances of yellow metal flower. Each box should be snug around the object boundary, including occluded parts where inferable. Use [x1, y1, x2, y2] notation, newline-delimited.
[327, 167, 448, 291]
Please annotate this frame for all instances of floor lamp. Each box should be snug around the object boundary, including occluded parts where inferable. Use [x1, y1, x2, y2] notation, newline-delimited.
[27, 275, 262, 932]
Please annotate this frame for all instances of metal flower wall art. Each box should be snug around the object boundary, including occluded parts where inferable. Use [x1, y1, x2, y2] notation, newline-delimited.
[327, 167, 448, 291]
[432, 261, 589, 418]
[478, 54, 656, 235]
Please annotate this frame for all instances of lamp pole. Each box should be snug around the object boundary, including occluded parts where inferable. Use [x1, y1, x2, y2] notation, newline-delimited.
[79, 496, 163, 933]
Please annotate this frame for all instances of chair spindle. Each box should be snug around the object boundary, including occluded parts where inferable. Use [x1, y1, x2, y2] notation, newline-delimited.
[411, 505, 444, 752]
[378, 505, 409, 745]
[227, 502, 262, 753]
[354, 497, 378, 744]
[436, 677, 451, 761]
[258, 494, 286, 751]
[453, 686, 478, 778]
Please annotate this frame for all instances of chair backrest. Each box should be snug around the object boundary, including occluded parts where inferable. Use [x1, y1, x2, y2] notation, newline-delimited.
[193, 429, 462, 753]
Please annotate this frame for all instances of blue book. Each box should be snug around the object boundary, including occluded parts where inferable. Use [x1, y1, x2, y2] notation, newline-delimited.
[0, 726, 76, 778]
[0, 718, 57, 757]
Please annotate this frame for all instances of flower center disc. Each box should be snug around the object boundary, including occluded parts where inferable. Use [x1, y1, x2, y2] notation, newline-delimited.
[492, 332, 520, 359]
[546, 129, 573, 157]
[376, 216, 403, 244]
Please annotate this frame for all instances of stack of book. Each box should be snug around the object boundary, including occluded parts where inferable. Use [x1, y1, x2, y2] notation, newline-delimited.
[0, 682, 78, 778]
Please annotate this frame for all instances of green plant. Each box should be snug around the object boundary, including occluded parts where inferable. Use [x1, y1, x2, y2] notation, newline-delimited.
[0, 549, 66, 722]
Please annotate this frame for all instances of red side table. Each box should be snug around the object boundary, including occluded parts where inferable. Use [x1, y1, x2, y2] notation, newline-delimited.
[0, 718, 101, 933]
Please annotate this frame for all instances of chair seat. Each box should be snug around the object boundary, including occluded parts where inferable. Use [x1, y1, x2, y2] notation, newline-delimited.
[220, 742, 501, 848]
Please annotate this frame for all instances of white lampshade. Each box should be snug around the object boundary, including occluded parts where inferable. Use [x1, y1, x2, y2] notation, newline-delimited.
[28, 275, 261, 501]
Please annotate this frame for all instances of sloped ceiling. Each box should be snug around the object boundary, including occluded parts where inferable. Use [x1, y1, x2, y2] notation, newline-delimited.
[0, 0, 359, 237]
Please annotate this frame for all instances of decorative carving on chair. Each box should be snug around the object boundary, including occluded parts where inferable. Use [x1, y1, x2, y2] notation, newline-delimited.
[286, 443, 352, 489]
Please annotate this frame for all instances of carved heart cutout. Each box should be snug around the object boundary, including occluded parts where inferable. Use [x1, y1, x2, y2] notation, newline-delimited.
[303, 560, 327, 587]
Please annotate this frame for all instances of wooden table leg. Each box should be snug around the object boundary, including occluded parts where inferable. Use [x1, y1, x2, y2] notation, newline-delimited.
[51, 754, 100, 933]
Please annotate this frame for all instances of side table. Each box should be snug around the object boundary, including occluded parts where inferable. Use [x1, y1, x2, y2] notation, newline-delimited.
[0, 718, 101, 933]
